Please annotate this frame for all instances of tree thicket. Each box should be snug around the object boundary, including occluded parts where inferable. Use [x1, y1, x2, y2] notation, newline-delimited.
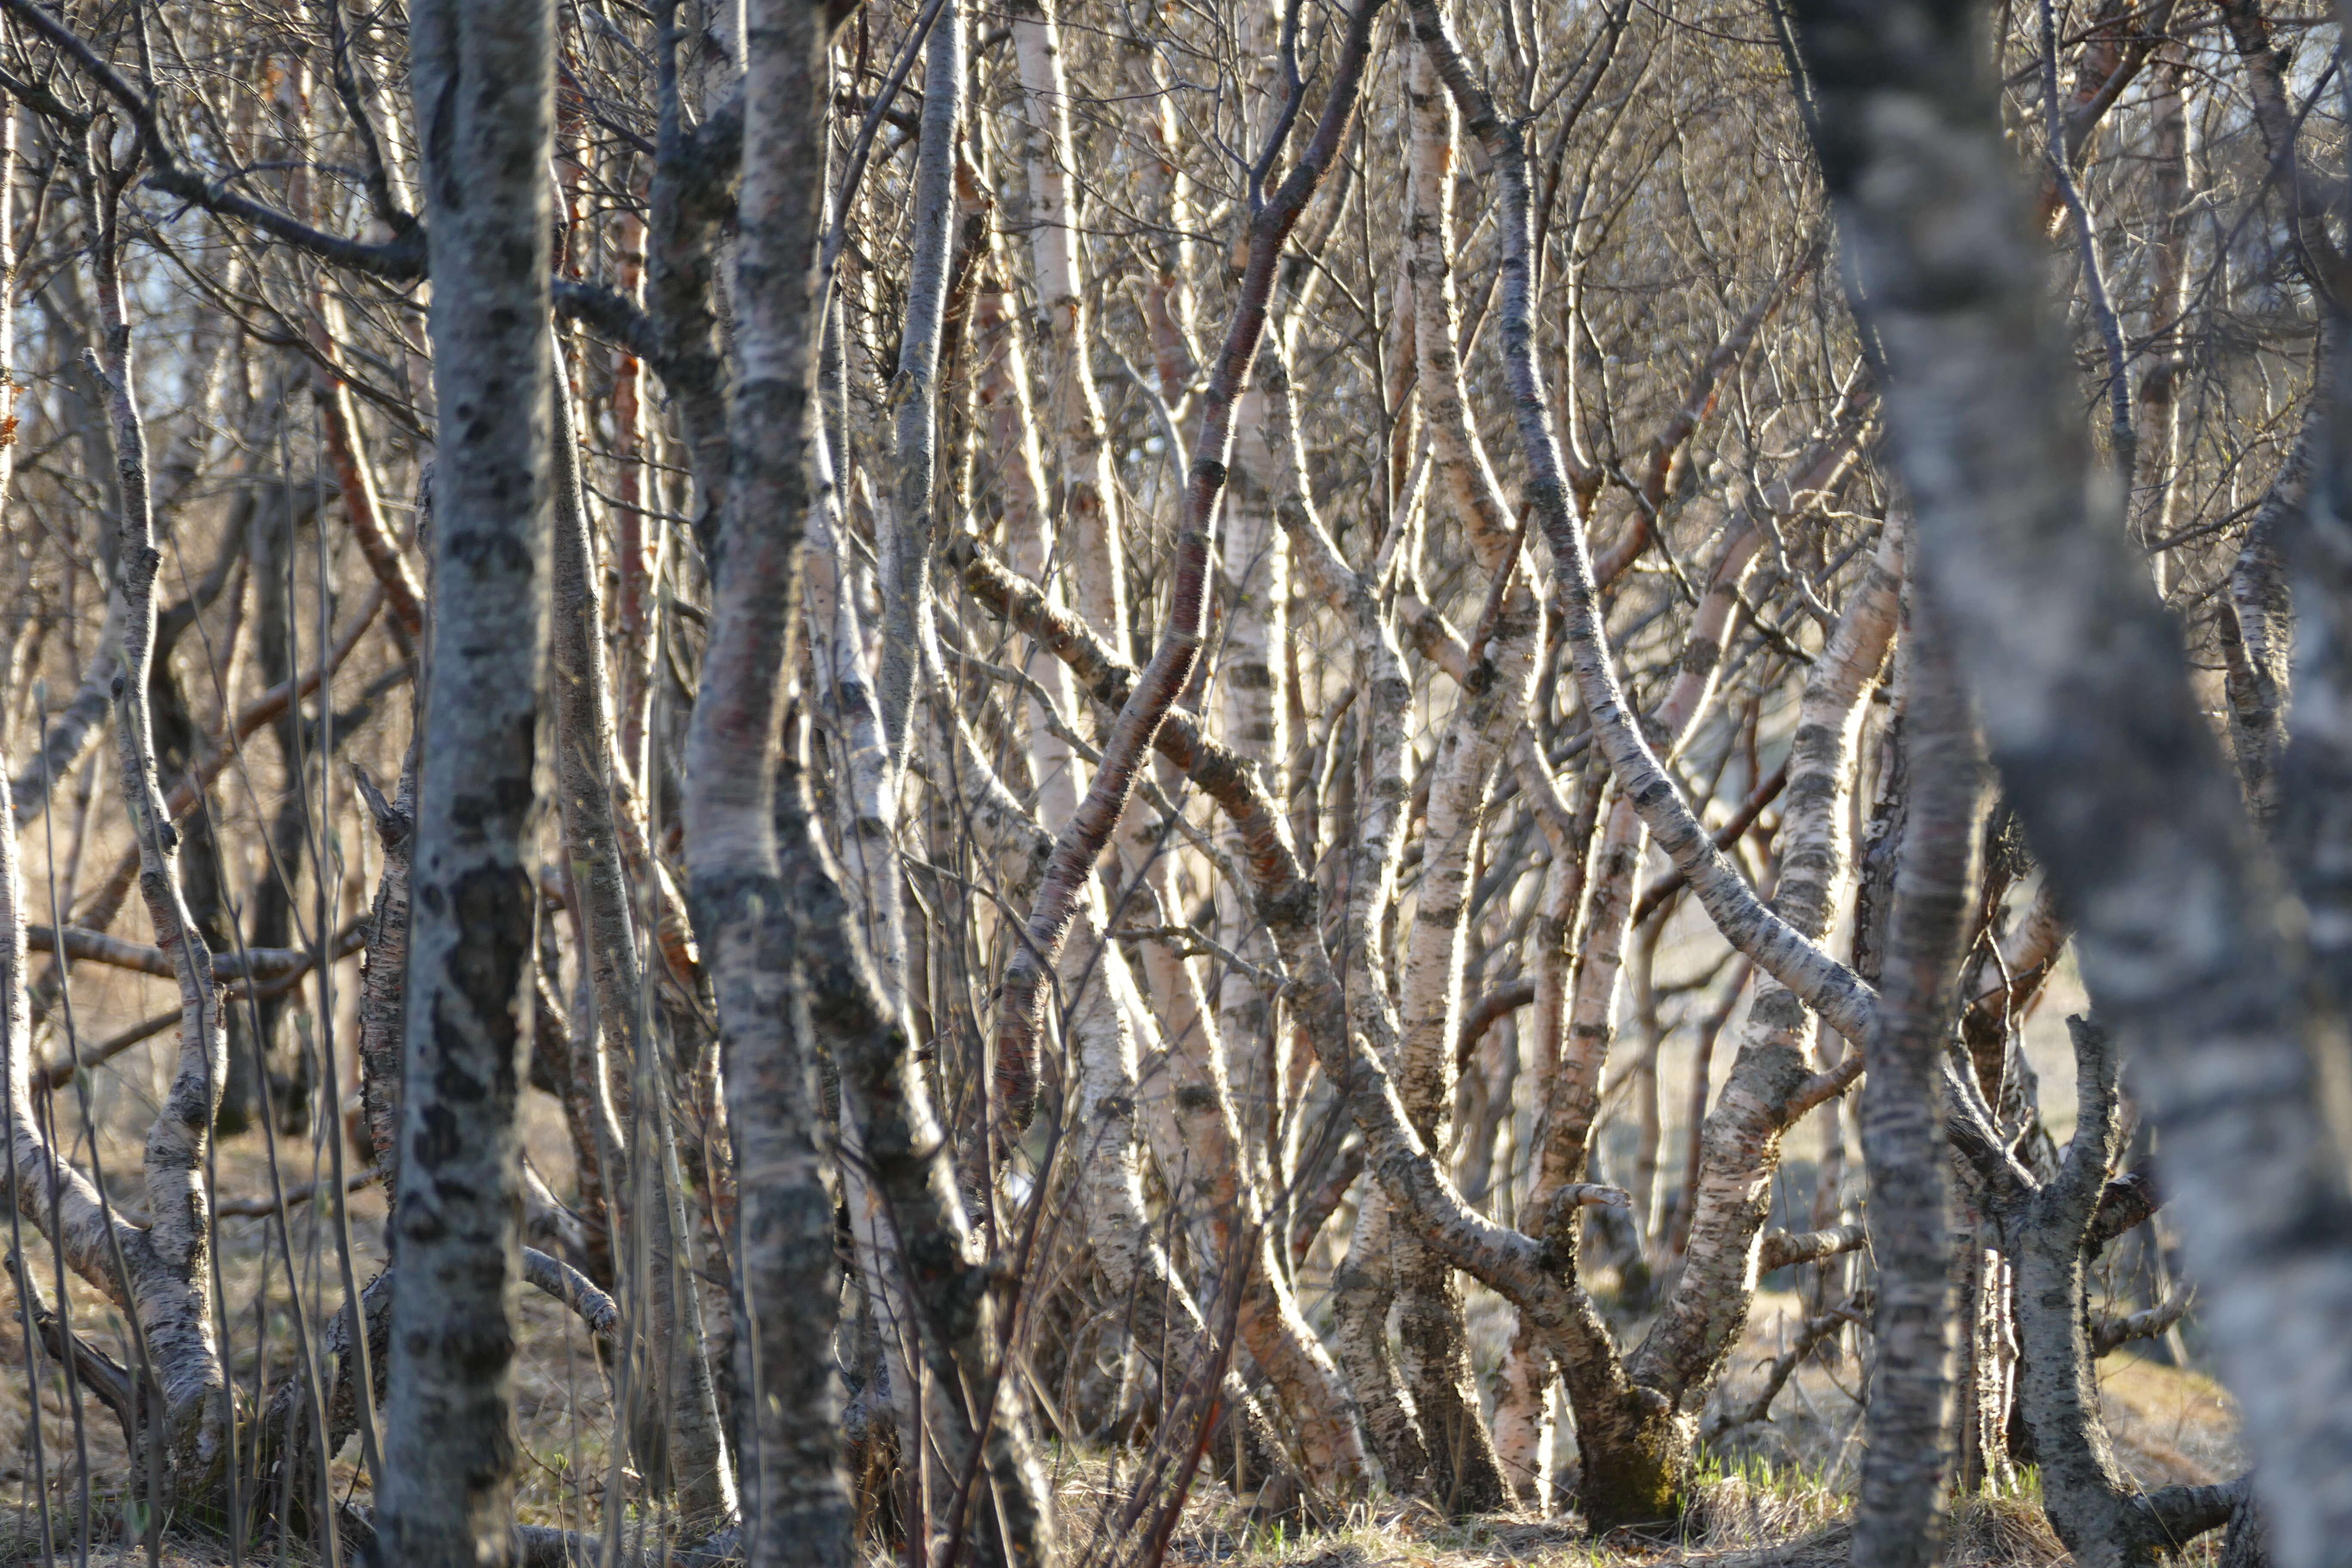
[0, 0, 2343, 1565]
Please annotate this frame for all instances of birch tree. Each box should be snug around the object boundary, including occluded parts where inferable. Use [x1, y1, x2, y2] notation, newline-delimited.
[0, 0, 2339, 1561]
[372, 2, 557, 1561]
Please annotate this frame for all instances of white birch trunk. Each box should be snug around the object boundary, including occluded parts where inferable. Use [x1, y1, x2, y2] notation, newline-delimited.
[1011, 0, 1127, 646]
[378, 4, 556, 1558]
[682, 2, 859, 1561]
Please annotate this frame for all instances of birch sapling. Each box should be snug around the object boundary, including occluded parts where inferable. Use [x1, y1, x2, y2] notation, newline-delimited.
[1011, 0, 1127, 646]
[87, 152, 232, 1505]
[551, 348, 733, 1526]
[681, 0, 858, 1561]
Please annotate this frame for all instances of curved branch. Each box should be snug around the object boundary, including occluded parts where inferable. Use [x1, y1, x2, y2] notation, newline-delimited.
[1629, 760, 1788, 924]
[2092, 1289, 2190, 1358]
[1456, 978, 1535, 1071]
[0, 0, 426, 278]
[1757, 1222, 1867, 1274]
[2087, 1164, 2161, 1256]
[521, 1246, 620, 1344]
[1408, 0, 1879, 1047]
[991, 0, 1388, 1127]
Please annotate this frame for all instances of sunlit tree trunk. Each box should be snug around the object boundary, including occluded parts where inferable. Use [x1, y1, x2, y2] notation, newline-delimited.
[1011, 0, 1126, 646]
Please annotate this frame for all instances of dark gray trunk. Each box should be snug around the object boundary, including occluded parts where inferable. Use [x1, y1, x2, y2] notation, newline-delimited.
[373, 2, 556, 1560]
[1964, 1020, 2240, 1568]
[1783, 10, 2352, 1568]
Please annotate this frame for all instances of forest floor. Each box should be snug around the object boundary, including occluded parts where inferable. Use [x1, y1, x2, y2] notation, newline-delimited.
[1119, 1328, 2240, 1568]
[0, 989, 2241, 1566]
[0, 1275, 2241, 1567]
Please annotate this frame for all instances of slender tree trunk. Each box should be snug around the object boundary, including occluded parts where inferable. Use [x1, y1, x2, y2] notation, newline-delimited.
[311, 286, 427, 641]
[550, 352, 734, 1527]
[609, 196, 659, 789]
[1624, 518, 1899, 1406]
[1253, 324, 1435, 1490]
[645, 0, 740, 551]
[2129, 43, 2189, 595]
[1011, 0, 1127, 646]
[876, 0, 961, 779]
[1126, 42, 1197, 401]
[2218, 385, 2314, 828]
[680, 2, 858, 1563]
[1851, 595, 1974, 1568]
[374, 3, 556, 1559]
[88, 152, 233, 1510]
[1214, 0, 1293, 1161]
[1494, 742, 1596, 1505]
[1215, 412, 1287, 1193]
[1328, 1186, 1430, 1491]
[243, 478, 314, 1136]
[968, 199, 1084, 830]
[1381, 43, 1538, 1512]
[804, 445, 929, 1533]
[0, 89, 151, 1393]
